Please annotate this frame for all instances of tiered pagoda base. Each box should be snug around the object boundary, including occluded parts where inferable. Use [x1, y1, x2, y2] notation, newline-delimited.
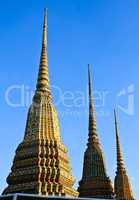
[2, 138, 77, 197]
[78, 177, 114, 199]
[0, 193, 115, 200]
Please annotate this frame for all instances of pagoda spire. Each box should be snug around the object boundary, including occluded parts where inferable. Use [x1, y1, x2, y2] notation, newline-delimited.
[114, 110, 125, 172]
[2, 10, 78, 197]
[78, 65, 114, 199]
[36, 8, 50, 93]
[88, 64, 99, 145]
[114, 110, 135, 200]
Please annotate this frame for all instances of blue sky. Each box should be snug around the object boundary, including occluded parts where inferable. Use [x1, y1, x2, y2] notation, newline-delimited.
[0, 0, 139, 198]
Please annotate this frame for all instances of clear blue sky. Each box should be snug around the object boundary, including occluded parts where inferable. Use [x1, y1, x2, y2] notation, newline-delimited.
[0, 0, 139, 198]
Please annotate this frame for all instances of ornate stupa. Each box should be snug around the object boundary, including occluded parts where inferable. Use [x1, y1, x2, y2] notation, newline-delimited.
[2, 10, 78, 197]
[114, 110, 135, 200]
[78, 65, 114, 199]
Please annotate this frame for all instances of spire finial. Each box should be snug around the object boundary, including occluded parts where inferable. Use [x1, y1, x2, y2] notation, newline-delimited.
[44, 7, 47, 15]
[88, 64, 94, 114]
[114, 109, 125, 171]
[87, 64, 99, 145]
[36, 8, 50, 93]
[43, 8, 47, 46]
[88, 64, 92, 99]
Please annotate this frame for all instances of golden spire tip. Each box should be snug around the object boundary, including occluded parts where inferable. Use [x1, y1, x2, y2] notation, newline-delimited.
[114, 109, 119, 137]
[36, 8, 50, 93]
[44, 8, 48, 16]
[114, 109, 117, 123]
[88, 64, 92, 99]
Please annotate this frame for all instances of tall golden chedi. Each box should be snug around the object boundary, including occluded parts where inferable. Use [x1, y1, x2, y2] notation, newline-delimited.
[3, 10, 78, 197]
[114, 110, 135, 200]
[78, 65, 114, 199]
